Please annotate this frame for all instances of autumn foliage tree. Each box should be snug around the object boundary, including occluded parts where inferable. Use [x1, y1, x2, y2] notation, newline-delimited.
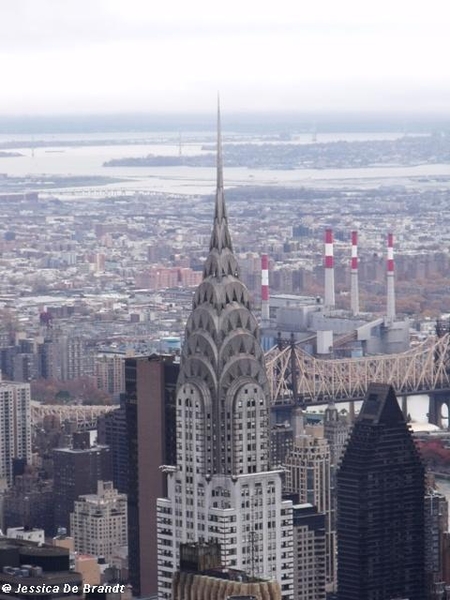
[416, 438, 450, 470]
[31, 377, 111, 405]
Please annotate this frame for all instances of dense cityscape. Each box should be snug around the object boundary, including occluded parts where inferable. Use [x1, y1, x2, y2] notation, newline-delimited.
[0, 104, 449, 600]
[3, 0, 450, 596]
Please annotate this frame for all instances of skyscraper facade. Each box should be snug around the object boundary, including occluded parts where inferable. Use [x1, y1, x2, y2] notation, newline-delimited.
[60, 335, 93, 381]
[292, 503, 326, 600]
[424, 489, 448, 595]
[157, 109, 293, 599]
[2, 469, 55, 535]
[284, 435, 335, 587]
[126, 354, 178, 597]
[53, 432, 112, 533]
[70, 480, 127, 562]
[0, 381, 32, 487]
[323, 400, 349, 469]
[323, 398, 349, 589]
[97, 395, 128, 494]
[337, 383, 425, 600]
[95, 351, 126, 398]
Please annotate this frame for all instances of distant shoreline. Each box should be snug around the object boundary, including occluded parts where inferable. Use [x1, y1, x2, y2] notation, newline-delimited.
[0, 151, 23, 157]
[103, 135, 450, 171]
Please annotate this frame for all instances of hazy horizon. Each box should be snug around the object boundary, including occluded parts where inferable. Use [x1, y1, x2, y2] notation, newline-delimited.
[1, 111, 450, 135]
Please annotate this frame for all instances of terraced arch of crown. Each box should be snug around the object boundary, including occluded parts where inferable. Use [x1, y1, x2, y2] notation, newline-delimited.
[203, 248, 239, 279]
[193, 278, 251, 311]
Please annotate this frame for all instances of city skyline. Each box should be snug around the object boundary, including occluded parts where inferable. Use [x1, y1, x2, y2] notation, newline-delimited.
[1, 98, 450, 600]
[1, 0, 449, 115]
[1, 12, 450, 589]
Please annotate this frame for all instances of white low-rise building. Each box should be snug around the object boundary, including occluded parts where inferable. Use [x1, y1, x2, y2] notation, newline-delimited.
[6, 527, 45, 544]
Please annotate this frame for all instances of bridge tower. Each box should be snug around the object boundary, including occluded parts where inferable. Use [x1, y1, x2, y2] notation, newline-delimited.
[428, 391, 450, 429]
[428, 319, 450, 427]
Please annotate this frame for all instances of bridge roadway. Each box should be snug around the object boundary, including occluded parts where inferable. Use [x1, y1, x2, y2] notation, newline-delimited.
[264, 332, 450, 408]
[31, 401, 117, 429]
[47, 188, 137, 198]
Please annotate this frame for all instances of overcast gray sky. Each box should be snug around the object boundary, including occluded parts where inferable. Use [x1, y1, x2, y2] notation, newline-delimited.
[0, 0, 448, 115]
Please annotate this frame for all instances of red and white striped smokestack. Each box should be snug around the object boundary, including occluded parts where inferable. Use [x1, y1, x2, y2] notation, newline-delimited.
[324, 228, 335, 309]
[387, 232, 396, 321]
[350, 230, 359, 315]
[261, 253, 270, 324]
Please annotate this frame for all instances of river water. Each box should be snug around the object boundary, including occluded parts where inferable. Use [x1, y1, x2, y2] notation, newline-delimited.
[1, 131, 449, 196]
[308, 394, 436, 424]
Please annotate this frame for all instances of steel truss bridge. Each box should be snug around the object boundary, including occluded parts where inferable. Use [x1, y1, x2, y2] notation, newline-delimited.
[31, 401, 117, 429]
[29, 331, 450, 423]
[265, 333, 450, 406]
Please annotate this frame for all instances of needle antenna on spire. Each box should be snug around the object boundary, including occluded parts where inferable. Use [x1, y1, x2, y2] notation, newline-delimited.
[217, 95, 223, 189]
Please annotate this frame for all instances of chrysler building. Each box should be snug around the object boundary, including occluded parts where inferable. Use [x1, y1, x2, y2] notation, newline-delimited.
[156, 106, 294, 599]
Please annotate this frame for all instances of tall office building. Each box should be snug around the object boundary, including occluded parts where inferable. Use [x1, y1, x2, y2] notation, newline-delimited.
[292, 503, 326, 600]
[0, 381, 32, 487]
[424, 489, 448, 595]
[13, 348, 38, 382]
[97, 396, 128, 494]
[70, 481, 127, 562]
[270, 422, 294, 468]
[323, 400, 349, 469]
[37, 336, 62, 380]
[323, 398, 349, 587]
[2, 468, 55, 535]
[60, 335, 93, 380]
[95, 352, 126, 398]
[53, 432, 112, 533]
[337, 383, 425, 600]
[157, 108, 293, 599]
[125, 354, 178, 598]
[284, 435, 335, 587]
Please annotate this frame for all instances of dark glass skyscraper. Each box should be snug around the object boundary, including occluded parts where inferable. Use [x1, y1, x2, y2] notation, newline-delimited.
[97, 394, 128, 494]
[337, 383, 425, 600]
[53, 432, 112, 533]
[125, 354, 178, 598]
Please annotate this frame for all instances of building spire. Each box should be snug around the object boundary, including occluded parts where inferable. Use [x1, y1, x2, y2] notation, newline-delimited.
[216, 94, 224, 194]
[208, 99, 233, 258]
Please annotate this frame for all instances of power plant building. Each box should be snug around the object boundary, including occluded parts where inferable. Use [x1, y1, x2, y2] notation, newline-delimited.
[260, 228, 410, 357]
